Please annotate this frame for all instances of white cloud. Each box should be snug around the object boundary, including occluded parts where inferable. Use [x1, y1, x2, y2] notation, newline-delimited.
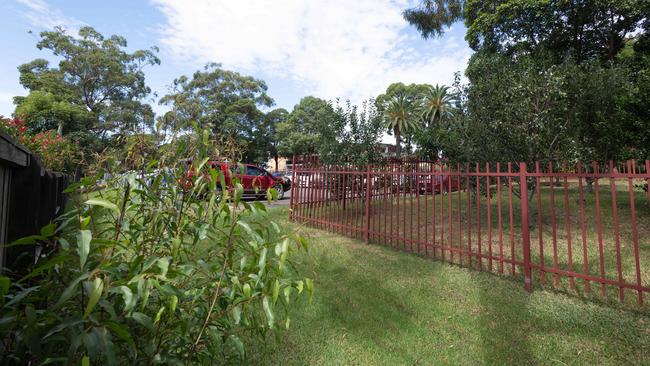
[16, 0, 85, 32]
[152, 0, 471, 103]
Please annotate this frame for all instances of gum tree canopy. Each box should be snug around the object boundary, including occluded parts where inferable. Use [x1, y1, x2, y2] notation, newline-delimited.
[15, 26, 160, 138]
[159, 63, 274, 163]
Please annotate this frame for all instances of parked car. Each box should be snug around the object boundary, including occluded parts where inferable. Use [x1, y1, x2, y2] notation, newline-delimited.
[418, 174, 461, 194]
[187, 162, 289, 199]
[272, 171, 292, 191]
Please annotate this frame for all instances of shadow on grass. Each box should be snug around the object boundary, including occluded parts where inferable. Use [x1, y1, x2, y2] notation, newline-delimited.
[476, 275, 535, 365]
[299, 239, 445, 364]
[246, 207, 650, 365]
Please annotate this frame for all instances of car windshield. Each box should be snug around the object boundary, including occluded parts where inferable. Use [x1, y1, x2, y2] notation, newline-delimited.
[246, 166, 266, 176]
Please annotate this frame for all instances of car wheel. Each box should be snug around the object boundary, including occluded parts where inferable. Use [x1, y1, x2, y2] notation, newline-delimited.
[274, 183, 285, 200]
[213, 186, 223, 201]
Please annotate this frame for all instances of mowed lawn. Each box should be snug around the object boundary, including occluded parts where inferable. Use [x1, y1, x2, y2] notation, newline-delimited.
[242, 206, 650, 365]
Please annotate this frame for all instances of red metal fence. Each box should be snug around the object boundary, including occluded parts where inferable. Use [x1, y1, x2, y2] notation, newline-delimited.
[289, 157, 650, 307]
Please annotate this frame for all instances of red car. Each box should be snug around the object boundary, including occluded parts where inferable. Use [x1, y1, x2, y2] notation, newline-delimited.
[186, 161, 289, 199]
[418, 174, 461, 194]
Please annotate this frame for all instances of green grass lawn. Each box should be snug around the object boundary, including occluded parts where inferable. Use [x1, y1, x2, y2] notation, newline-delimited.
[243, 206, 650, 365]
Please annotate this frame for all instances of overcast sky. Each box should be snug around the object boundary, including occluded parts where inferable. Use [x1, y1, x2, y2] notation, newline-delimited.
[0, 0, 472, 118]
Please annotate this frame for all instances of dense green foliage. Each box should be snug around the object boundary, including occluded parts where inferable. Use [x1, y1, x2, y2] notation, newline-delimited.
[462, 0, 648, 61]
[12, 26, 160, 171]
[0, 129, 312, 364]
[276, 97, 383, 164]
[330, 100, 384, 164]
[13, 90, 93, 136]
[402, 0, 464, 39]
[381, 94, 419, 157]
[404, 0, 650, 163]
[375, 82, 458, 158]
[158, 63, 274, 164]
[16, 26, 159, 137]
[261, 108, 288, 171]
[420, 84, 457, 126]
[276, 96, 336, 158]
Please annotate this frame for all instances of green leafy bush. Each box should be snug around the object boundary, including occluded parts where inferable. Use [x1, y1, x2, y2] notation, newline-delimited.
[0, 130, 312, 364]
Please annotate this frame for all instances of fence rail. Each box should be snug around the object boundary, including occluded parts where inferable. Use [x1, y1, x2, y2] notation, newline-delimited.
[289, 156, 650, 308]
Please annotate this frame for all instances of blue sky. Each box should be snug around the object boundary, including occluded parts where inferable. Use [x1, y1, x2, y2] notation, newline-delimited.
[0, 0, 472, 118]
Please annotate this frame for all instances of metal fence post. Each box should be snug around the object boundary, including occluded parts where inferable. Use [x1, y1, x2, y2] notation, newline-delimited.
[365, 163, 371, 244]
[289, 154, 297, 221]
[519, 162, 533, 292]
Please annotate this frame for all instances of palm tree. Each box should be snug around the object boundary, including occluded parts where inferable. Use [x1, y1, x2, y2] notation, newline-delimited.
[420, 84, 457, 126]
[383, 94, 419, 157]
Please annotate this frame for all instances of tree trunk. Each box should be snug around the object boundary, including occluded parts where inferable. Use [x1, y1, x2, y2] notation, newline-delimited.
[395, 127, 401, 157]
[274, 155, 279, 172]
[527, 183, 535, 228]
[586, 177, 594, 193]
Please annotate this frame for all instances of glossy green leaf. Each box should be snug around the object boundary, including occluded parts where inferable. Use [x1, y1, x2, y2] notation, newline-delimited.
[83, 278, 104, 318]
[5, 235, 45, 248]
[130, 312, 154, 332]
[55, 273, 89, 308]
[258, 248, 268, 271]
[59, 237, 70, 250]
[272, 279, 279, 305]
[262, 295, 274, 328]
[232, 305, 241, 324]
[169, 295, 178, 319]
[112, 286, 135, 312]
[40, 223, 56, 237]
[237, 221, 262, 243]
[283, 286, 291, 304]
[43, 317, 83, 339]
[156, 257, 169, 277]
[154, 306, 165, 324]
[104, 320, 136, 351]
[234, 183, 244, 203]
[229, 334, 245, 359]
[79, 216, 91, 230]
[85, 198, 120, 214]
[76, 230, 92, 270]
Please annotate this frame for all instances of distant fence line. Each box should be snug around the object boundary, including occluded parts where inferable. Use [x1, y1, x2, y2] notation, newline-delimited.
[289, 156, 650, 308]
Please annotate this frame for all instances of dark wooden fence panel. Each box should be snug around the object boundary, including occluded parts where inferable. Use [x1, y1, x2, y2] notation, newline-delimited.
[0, 131, 70, 275]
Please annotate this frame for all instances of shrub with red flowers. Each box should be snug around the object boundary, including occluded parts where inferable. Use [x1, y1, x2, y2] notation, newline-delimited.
[0, 117, 30, 146]
[0, 116, 78, 173]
